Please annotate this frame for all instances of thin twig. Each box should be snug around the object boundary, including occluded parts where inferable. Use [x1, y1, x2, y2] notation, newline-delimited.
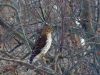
[0, 17, 34, 48]
[0, 50, 14, 58]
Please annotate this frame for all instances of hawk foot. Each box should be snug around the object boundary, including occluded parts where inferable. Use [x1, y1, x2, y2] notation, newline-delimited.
[41, 56, 49, 61]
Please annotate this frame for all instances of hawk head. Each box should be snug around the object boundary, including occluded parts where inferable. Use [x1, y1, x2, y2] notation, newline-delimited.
[41, 26, 52, 35]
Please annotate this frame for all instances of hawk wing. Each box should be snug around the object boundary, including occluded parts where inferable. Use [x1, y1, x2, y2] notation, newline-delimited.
[29, 34, 47, 64]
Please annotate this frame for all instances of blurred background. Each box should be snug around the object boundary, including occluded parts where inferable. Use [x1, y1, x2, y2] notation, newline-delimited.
[0, 0, 100, 75]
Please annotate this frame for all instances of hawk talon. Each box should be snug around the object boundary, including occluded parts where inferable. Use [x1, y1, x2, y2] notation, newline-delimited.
[41, 56, 49, 61]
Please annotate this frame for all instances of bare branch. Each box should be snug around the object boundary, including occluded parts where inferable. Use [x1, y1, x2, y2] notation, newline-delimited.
[0, 57, 59, 75]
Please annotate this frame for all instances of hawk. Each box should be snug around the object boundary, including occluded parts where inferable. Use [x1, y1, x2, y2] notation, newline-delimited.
[29, 26, 52, 64]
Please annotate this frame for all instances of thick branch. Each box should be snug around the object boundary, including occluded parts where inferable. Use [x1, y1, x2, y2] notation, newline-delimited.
[0, 57, 59, 75]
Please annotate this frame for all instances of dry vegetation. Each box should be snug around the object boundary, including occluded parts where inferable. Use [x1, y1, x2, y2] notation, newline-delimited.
[0, 0, 100, 75]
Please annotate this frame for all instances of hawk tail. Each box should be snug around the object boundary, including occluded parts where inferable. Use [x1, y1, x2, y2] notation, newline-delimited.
[29, 54, 34, 64]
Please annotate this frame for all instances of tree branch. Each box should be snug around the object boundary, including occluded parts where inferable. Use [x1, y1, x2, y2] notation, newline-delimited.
[0, 17, 34, 48]
[0, 57, 59, 75]
[0, 50, 14, 58]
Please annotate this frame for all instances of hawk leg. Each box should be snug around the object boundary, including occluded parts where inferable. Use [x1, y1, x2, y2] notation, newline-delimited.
[41, 56, 49, 61]
[41, 54, 49, 61]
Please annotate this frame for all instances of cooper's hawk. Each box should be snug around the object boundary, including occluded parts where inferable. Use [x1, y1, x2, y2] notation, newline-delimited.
[29, 26, 52, 63]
